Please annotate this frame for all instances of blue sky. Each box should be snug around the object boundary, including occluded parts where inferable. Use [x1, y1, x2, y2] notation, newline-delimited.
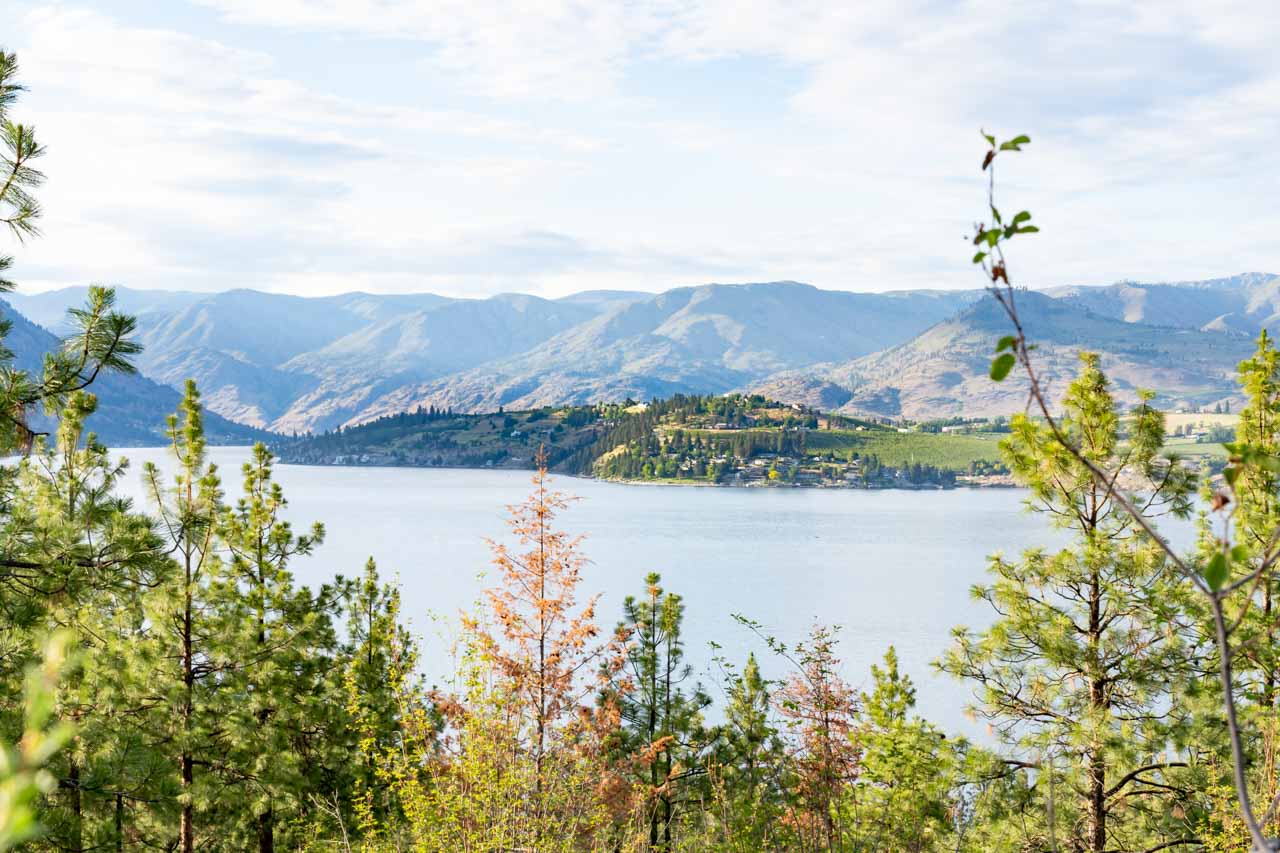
[2, 0, 1278, 297]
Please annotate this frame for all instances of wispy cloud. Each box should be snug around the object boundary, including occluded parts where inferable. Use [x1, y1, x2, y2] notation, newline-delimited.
[2, 1, 1277, 296]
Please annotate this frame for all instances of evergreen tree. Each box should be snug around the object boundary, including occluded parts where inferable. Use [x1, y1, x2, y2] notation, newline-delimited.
[137, 381, 228, 851]
[756, 622, 860, 852]
[3, 394, 162, 850]
[608, 572, 711, 850]
[0, 50, 42, 297]
[218, 443, 339, 852]
[852, 647, 960, 852]
[1231, 330, 1280, 704]
[941, 354, 1200, 852]
[708, 652, 786, 851]
[340, 557, 418, 840]
[465, 451, 620, 839]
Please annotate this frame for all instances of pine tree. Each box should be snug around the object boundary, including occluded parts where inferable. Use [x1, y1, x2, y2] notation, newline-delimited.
[774, 624, 860, 852]
[455, 450, 621, 846]
[708, 652, 786, 851]
[340, 557, 419, 841]
[940, 353, 1200, 852]
[0, 49, 43, 296]
[3, 393, 162, 850]
[608, 572, 711, 850]
[1231, 331, 1280, 704]
[136, 380, 227, 851]
[852, 647, 960, 852]
[218, 443, 338, 852]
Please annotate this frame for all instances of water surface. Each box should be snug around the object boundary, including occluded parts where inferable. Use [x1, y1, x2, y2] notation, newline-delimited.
[114, 447, 1195, 737]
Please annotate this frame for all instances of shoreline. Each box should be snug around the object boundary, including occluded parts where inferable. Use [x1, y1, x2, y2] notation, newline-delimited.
[268, 455, 1017, 490]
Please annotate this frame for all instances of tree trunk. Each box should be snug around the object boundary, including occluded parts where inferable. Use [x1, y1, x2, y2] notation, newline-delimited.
[180, 565, 195, 853]
[648, 612, 659, 851]
[258, 807, 274, 853]
[1086, 745, 1106, 852]
[1087, 563, 1107, 853]
[179, 753, 194, 852]
[68, 758, 83, 853]
[1265, 583, 1275, 707]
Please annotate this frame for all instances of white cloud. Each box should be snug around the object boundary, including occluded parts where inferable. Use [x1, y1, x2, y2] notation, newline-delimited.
[2, 1, 1278, 297]
[194, 0, 673, 101]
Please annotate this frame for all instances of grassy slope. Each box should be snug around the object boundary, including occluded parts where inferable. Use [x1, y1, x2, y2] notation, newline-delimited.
[805, 430, 1006, 468]
[681, 426, 1007, 469]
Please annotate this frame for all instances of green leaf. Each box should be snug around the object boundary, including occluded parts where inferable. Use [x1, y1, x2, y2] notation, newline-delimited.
[1205, 552, 1229, 591]
[999, 134, 1031, 151]
[996, 335, 1017, 352]
[1018, 225, 1040, 233]
[1012, 211, 1032, 225]
[1231, 544, 1250, 563]
[985, 230, 1000, 248]
[1223, 466, 1238, 487]
[990, 353, 1016, 382]
[981, 130, 996, 146]
[972, 251, 987, 264]
[991, 205, 1002, 225]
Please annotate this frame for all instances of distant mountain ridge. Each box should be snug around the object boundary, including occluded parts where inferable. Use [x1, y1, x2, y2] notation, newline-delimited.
[7, 282, 982, 430]
[751, 289, 1259, 419]
[0, 299, 267, 446]
[1045, 272, 1280, 335]
[8, 274, 1276, 429]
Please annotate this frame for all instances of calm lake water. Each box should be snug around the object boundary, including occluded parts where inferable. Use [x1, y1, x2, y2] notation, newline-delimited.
[112, 446, 1197, 738]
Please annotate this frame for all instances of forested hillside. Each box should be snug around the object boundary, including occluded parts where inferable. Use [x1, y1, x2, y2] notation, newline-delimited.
[278, 393, 1013, 487]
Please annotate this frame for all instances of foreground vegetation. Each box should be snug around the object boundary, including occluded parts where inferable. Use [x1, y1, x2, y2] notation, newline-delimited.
[6, 50, 1280, 853]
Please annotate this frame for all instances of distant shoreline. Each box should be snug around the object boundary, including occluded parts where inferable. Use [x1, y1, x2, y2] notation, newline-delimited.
[264, 455, 1019, 490]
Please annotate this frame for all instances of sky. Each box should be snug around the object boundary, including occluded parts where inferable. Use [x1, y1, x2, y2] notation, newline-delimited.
[1, 0, 1278, 298]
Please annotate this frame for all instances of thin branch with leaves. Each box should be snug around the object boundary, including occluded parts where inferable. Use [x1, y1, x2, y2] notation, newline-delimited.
[975, 130, 1280, 851]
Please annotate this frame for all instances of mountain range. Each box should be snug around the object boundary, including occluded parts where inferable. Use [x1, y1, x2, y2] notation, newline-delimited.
[6, 273, 1275, 437]
[0, 299, 266, 446]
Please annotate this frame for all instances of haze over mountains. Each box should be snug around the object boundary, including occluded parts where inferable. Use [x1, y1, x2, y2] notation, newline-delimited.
[6, 273, 1274, 437]
[0, 299, 265, 446]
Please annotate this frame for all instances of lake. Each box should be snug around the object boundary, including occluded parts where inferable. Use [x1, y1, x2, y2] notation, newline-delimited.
[113, 446, 1197, 739]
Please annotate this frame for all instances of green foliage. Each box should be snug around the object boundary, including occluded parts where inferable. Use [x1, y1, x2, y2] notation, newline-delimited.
[0, 632, 73, 852]
[803, 429, 1004, 470]
[853, 648, 964, 852]
[216, 442, 344, 850]
[0, 50, 44, 293]
[941, 355, 1201, 851]
[704, 652, 787, 850]
[606, 573, 712, 850]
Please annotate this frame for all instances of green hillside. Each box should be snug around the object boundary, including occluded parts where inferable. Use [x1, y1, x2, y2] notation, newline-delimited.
[280, 393, 1013, 488]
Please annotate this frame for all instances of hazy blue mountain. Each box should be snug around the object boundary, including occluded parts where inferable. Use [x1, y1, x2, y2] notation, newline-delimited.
[8, 285, 207, 330]
[350, 283, 983, 419]
[753, 290, 1256, 419]
[8, 274, 1275, 430]
[1045, 272, 1280, 335]
[554, 289, 650, 308]
[0, 299, 266, 446]
[266, 294, 600, 431]
[12, 282, 978, 432]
